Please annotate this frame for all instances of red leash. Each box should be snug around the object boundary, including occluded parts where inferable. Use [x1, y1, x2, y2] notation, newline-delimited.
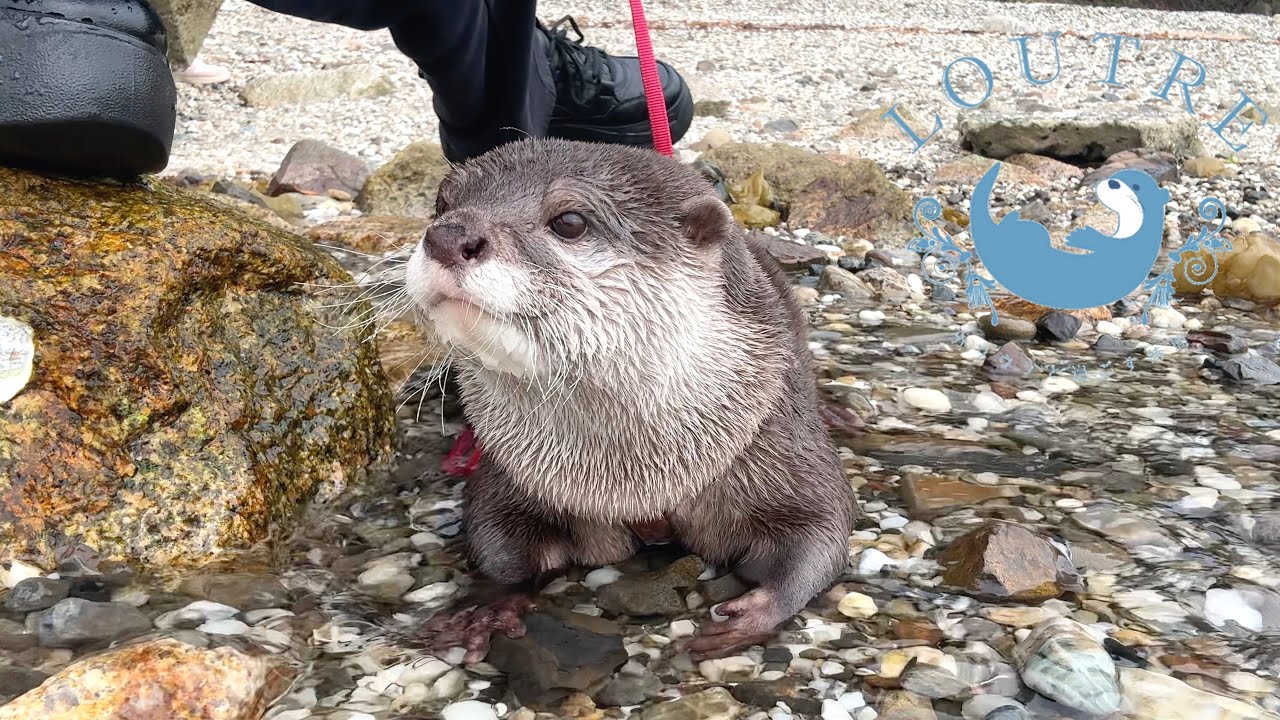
[444, 4, 672, 477]
[628, 0, 674, 157]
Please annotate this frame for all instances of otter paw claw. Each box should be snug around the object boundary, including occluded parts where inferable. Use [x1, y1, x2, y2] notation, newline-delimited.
[684, 590, 781, 661]
[417, 595, 535, 664]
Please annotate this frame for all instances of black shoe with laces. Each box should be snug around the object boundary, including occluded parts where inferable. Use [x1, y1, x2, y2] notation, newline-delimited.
[0, 0, 177, 179]
[540, 16, 693, 149]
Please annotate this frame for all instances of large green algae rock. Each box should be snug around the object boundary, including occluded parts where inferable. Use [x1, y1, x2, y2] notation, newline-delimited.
[0, 167, 395, 567]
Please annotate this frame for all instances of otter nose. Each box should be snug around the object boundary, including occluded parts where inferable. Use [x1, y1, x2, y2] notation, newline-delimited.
[423, 223, 490, 267]
[1107, 179, 1121, 190]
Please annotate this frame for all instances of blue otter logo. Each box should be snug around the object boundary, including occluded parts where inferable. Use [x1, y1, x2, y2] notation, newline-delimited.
[968, 162, 1169, 310]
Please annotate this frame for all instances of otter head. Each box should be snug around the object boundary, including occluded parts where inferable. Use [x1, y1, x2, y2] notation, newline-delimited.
[1096, 169, 1170, 240]
[405, 138, 736, 380]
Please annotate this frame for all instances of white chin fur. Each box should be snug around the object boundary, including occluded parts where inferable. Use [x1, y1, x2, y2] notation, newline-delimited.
[405, 247, 540, 378]
[1097, 182, 1144, 239]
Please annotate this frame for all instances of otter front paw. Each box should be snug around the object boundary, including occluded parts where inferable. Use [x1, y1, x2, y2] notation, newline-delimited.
[685, 589, 783, 661]
[417, 594, 537, 664]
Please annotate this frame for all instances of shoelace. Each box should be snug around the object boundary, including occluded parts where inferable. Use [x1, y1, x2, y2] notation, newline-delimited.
[544, 16, 608, 110]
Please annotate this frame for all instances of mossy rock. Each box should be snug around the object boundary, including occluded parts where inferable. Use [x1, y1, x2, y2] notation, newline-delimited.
[0, 167, 395, 568]
[700, 142, 912, 240]
[356, 141, 452, 218]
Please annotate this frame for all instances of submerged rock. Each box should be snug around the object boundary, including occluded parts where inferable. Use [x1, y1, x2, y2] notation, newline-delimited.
[637, 687, 743, 720]
[1012, 617, 1121, 715]
[0, 638, 290, 719]
[1120, 667, 1275, 720]
[35, 598, 152, 648]
[938, 522, 1074, 603]
[0, 167, 394, 567]
[487, 607, 627, 709]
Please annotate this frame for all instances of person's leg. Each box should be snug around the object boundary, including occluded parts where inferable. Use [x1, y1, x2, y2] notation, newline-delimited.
[246, 0, 691, 163]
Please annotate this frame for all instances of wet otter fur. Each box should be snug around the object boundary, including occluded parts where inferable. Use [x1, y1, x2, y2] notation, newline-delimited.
[404, 138, 858, 661]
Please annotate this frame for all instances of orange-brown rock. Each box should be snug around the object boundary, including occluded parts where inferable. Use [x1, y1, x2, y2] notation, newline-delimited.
[1174, 232, 1280, 304]
[993, 296, 1111, 323]
[901, 474, 1017, 520]
[0, 167, 394, 567]
[0, 638, 291, 720]
[938, 522, 1075, 604]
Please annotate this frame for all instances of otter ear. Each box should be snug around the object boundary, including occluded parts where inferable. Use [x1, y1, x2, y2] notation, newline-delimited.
[679, 196, 734, 246]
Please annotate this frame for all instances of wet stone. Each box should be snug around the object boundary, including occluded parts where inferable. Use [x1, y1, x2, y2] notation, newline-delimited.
[487, 608, 627, 710]
[179, 574, 290, 611]
[819, 266, 876, 300]
[4, 577, 71, 613]
[1013, 617, 1121, 715]
[983, 342, 1036, 377]
[938, 522, 1073, 604]
[637, 687, 743, 720]
[594, 671, 663, 707]
[1093, 335, 1131, 354]
[730, 677, 823, 715]
[0, 666, 48, 702]
[877, 690, 937, 720]
[35, 598, 153, 648]
[891, 617, 944, 645]
[1036, 311, 1082, 342]
[931, 284, 956, 301]
[899, 661, 970, 700]
[1186, 330, 1248, 354]
[757, 233, 829, 270]
[901, 475, 1013, 520]
[1218, 355, 1280, 385]
[978, 315, 1036, 342]
[699, 571, 750, 605]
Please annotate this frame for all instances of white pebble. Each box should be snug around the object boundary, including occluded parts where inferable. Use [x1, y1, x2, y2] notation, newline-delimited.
[859, 310, 886, 325]
[1095, 320, 1122, 336]
[584, 567, 622, 589]
[903, 387, 951, 412]
[403, 581, 459, 605]
[1147, 306, 1186, 328]
[441, 700, 499, 720]
[1041, 376, 1080, 394]
[856, 548, 896, 576]
[155, 601, 240, 629]
[879, 515, 909, 530]
[1205, 588, 1263, 631]
[839, 692, 866, 711]
[669, 619, 697, 639]
[822, 699, 855, 720]
[837, 592, 878, 619]
[198, 618, 250, 635]
[0, 560, 42, 589]
[972, 391, 1006, 414]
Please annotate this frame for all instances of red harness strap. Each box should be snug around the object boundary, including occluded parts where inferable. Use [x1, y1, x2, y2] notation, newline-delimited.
[443, 2, 673, 479]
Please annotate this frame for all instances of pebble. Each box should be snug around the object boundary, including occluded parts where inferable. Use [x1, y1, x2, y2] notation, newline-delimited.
[3, 577, 71, 612]
[1012, 618, 1121, 715]
[35, 598, 153, 648]
[903, 388, 951, 412]
[441, 700, 499, 720]
[837, 592, 879, 619]
[700, 656, 760, 683]
[155, 601, 241, 629]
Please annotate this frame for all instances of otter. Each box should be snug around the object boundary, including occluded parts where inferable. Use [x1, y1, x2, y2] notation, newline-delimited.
[404, 138, 858, 661]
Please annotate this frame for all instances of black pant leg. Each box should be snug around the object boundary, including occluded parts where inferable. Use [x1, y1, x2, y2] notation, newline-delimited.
[243, 0, 554, 161]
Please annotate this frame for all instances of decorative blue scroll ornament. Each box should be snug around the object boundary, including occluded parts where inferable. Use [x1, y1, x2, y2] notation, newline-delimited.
[1141, 197, 1230, 325]
[907, 197, 1000, 324]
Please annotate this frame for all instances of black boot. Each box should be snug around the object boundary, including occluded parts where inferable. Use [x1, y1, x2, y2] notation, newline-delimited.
[0, 0, 177, 179]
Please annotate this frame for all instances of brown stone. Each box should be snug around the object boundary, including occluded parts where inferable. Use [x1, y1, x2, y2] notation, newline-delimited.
[931, 155, 1037, 187]
[1004, 153, 1085, 183]
[754, 232, 828, 270]
[267, 140, 371, 198]
[993, 296, 1112, 323]
[0, 166, 394, 567]
[0, 638, 292, 719]
[938, 522, 1075, 604]
[890, 617, 944, 645]
[900, 475, 1014, 520]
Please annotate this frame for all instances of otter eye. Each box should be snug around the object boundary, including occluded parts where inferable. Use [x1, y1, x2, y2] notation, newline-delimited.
[1132, 184, 1140, 191]
[550, 212, 587, 240]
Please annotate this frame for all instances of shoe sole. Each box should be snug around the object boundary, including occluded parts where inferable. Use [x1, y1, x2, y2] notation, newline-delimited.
[548, 82, 695, 149]
[0, 7, 177, 179]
